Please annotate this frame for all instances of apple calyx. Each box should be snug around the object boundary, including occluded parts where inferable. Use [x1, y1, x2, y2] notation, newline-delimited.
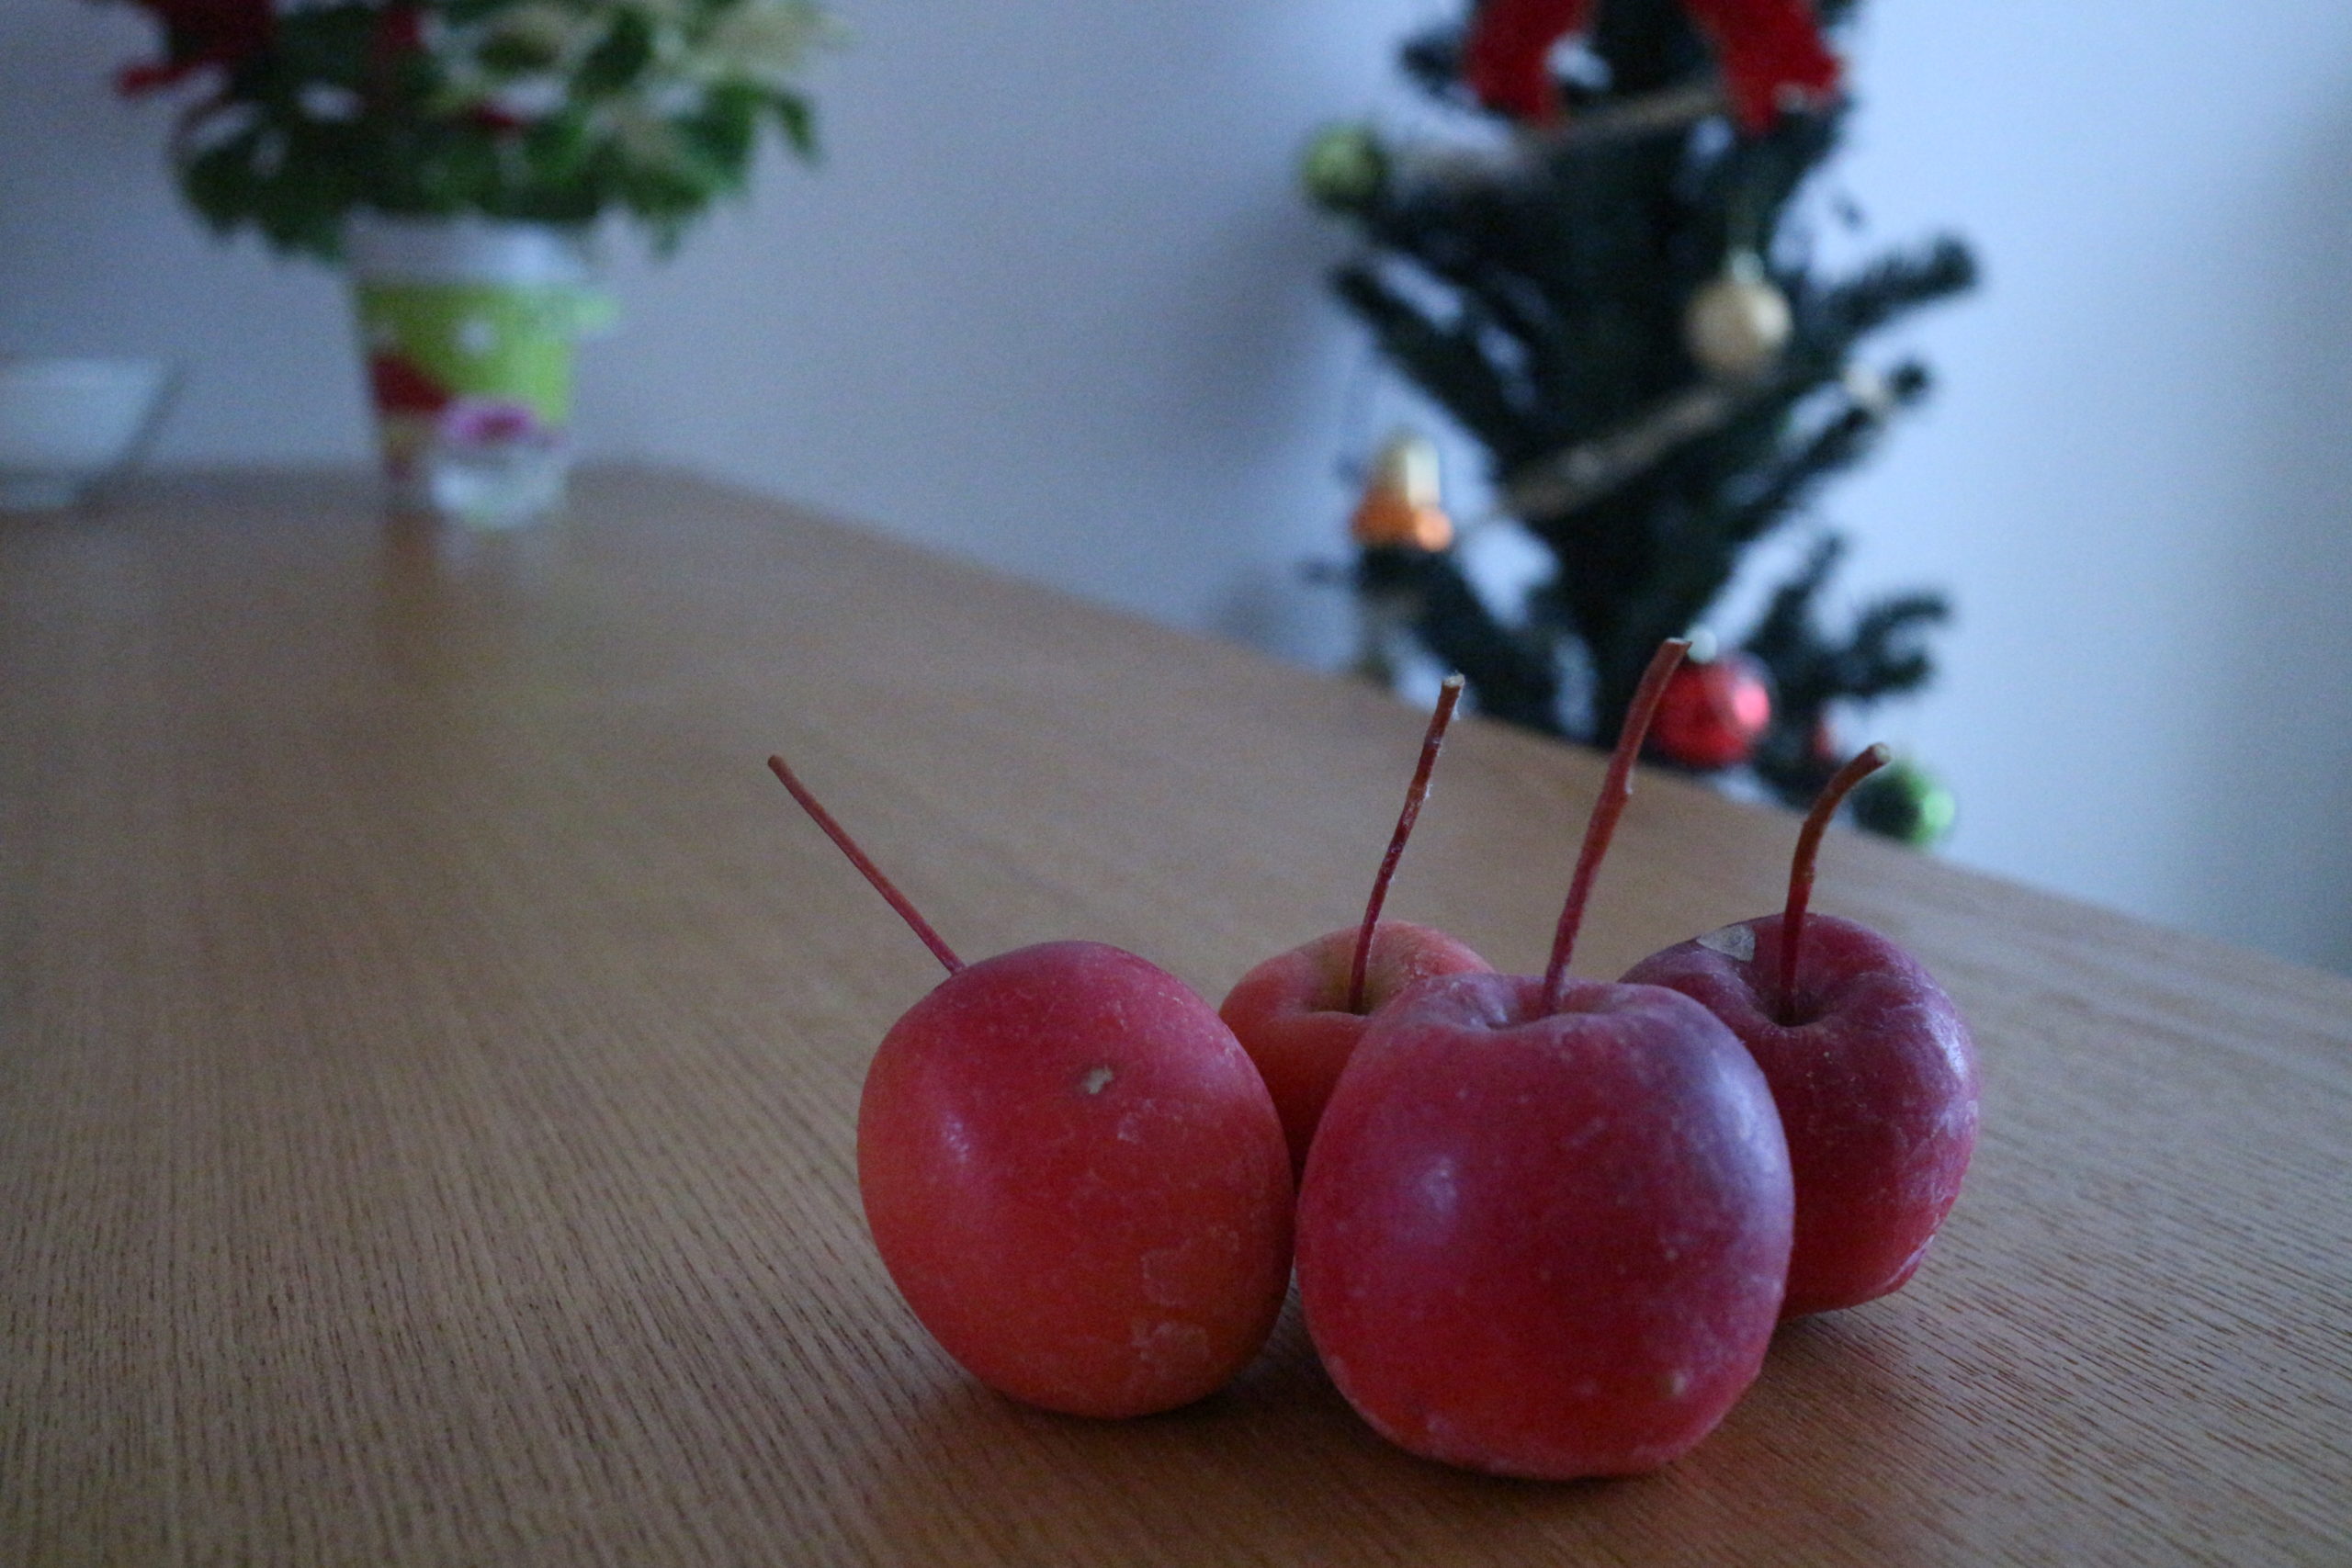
[769, 753, 964, 975]
[1538, 639, 1690, 1014]
[1777, 743, 1890, 1024]
[1347, 675, 1464, 1014]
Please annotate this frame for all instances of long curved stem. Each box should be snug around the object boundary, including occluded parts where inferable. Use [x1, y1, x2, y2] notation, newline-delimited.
[1539, 640, 1689, 1014]
[1778, 743, 1890, 1023]
[769, 754, 964, 976]
[1347, 676, 1464, 1013]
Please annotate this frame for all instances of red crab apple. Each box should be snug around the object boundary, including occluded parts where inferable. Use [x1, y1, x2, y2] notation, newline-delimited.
[768, 755, 1293, 1419]
[1296, 641, 1795, 1479]
[1622, 744, 1978, 1317]
[1219, 677, 1493, 1175]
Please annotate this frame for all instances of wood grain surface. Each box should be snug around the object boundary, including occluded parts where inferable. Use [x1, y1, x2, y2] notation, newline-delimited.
[4, 468, 2348, 1565]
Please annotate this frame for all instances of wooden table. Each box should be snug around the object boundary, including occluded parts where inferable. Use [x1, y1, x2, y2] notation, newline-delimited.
[5, 469, 2347, 1565]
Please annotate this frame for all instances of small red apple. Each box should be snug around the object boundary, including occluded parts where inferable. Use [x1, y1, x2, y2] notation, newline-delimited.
[1220, 920, 1491, 1177]
[769, 755, 1293, 1418]
[1622, 745, 1979, 1316]
[1295, 641, 1796, 1478]
[1219, 677, 1491, 1175]
[860, 940, 1294, 1417]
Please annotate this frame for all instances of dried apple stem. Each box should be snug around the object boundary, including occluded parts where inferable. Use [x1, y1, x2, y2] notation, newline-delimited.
[1540, 640, 1690, 1014]
[1347, 675, 1464, 1014]
[768, 754, 964, 975]
[1778, 743, 1891, 1023]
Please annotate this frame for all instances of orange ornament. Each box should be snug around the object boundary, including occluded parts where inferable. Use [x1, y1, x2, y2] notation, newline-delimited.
[1350, 433, 1455, 553]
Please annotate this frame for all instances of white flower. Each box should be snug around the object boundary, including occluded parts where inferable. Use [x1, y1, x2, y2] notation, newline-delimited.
[486, 3, 593, 66]
[694, 0, 833, 84]
[599, 100, 684, 169]
[298, 83, 365, 123]
[486, 76, 571, 119]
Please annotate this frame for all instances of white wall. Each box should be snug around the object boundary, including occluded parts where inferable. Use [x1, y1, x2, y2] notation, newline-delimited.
[1828, 2, 2352, 976]
[6, 1, 2350, 975]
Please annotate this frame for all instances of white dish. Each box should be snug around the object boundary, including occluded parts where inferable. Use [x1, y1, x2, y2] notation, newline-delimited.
[0, 356, 176, 511]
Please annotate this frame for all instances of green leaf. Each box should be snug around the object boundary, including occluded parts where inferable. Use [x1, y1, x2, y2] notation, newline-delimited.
[267, 6, 380, 93]
[768, 92, 817, 160]
[179, 128, 266, 231]
[683, 85, 760, 179]
[575, 9, 655, 96]
[477, 33, 560, 75]
[521, 114, 596, 184]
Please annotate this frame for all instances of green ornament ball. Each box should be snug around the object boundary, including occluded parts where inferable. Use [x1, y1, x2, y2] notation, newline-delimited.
[1300, 123, 1386, 213]
[1849, 759, 1957, 848]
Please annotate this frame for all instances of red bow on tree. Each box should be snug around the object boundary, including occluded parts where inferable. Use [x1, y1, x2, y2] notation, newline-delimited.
[111, 0, 275, 95]
[1462, 0, 1839, 133]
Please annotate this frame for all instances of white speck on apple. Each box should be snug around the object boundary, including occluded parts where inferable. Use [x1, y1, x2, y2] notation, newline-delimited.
[1698, 924, 1757, 962]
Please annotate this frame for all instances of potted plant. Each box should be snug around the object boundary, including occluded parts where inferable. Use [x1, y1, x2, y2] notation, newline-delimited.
[107, 0, 832, 524]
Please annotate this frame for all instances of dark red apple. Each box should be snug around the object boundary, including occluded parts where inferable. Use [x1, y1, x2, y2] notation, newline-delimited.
[770, 755, 1293, 1418]
[1622, 745, 1978, 1316]
[1295, 640, 1797, 1478]
[1298, 972, 1792, 1476]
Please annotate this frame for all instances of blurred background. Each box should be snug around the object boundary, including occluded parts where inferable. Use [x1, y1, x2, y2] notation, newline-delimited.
[5, 0, 2350, 976]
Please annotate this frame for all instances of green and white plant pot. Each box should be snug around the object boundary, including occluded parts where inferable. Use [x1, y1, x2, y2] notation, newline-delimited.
[345, 214, 614, 528]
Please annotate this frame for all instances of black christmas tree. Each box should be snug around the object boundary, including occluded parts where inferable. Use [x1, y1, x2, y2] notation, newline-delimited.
[1308, 0, 1972, 840]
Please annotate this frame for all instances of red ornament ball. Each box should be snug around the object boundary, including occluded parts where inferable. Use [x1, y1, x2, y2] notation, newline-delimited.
[1650, 654, 1772, 771]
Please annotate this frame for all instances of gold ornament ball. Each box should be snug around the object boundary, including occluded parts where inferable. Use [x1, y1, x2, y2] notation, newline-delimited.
[1685, 258, 1793, 381]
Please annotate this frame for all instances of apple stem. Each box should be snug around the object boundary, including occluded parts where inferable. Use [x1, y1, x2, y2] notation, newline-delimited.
[768, 754, 965, 976]
[1777, 743, 1892, 1023]
[1539, 639, 1690, 1015]
[1347, 675, 1464, 1014]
